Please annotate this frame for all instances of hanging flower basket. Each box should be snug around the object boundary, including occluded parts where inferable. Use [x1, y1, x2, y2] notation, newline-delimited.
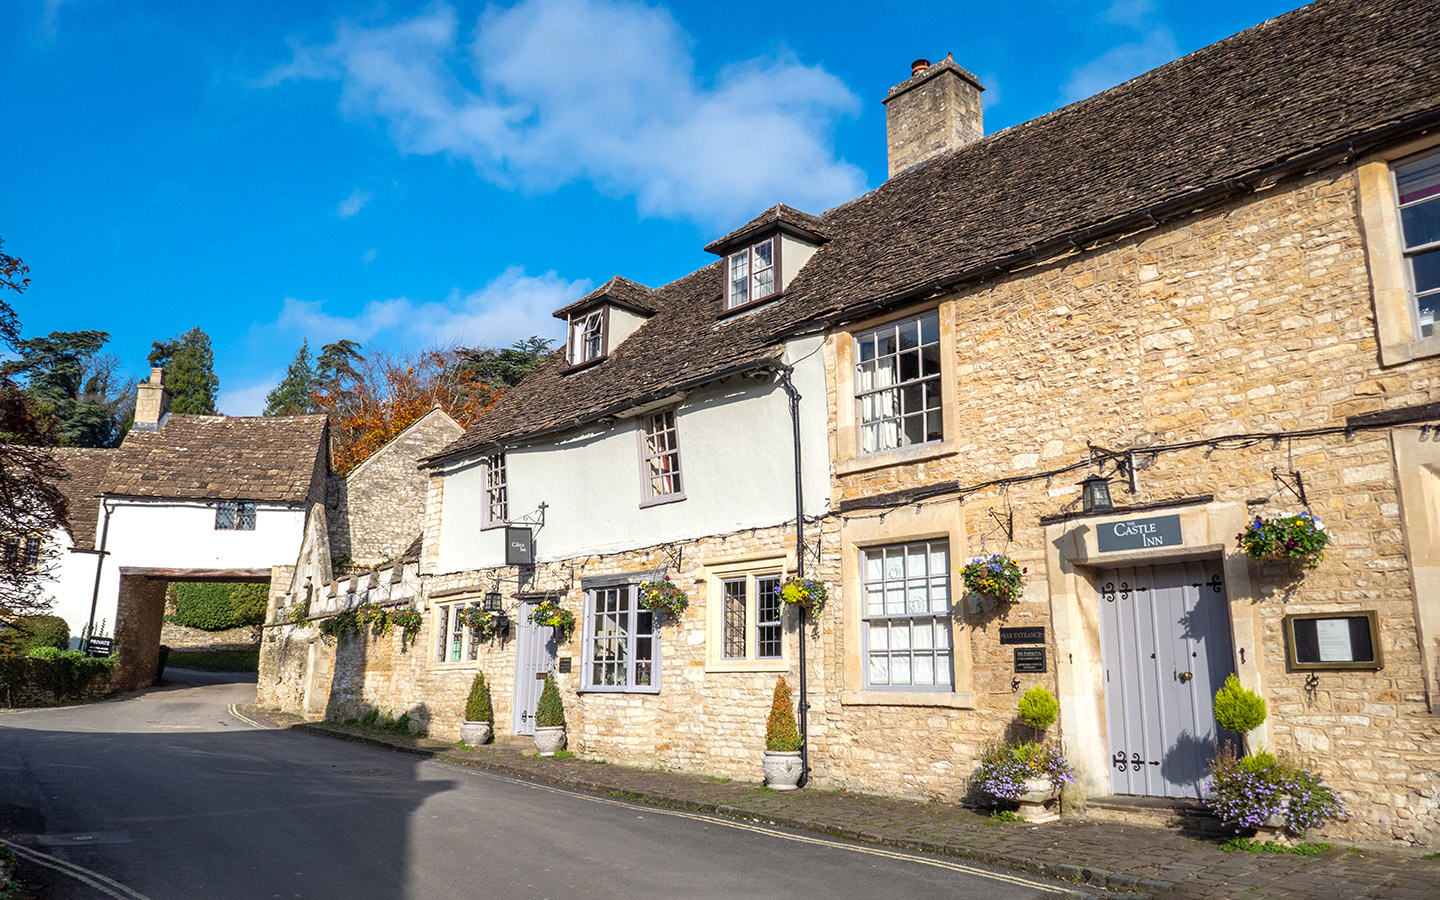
[780, 577, 828, 616]
[1236, 511, 1329, 570]
[356, 603, 392, 635]
[458, 605, 498, 642]
[961, 554, 1027, 604]
[639, 575, 689, 620]
[389, 605, 422, 641]
[531, 598, 574, 637]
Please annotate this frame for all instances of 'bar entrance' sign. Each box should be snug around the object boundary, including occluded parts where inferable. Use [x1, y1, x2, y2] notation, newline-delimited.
[1097, 514, 1183, 553]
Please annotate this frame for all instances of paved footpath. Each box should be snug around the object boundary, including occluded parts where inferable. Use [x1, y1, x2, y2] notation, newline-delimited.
[244, 706, 1439, 900]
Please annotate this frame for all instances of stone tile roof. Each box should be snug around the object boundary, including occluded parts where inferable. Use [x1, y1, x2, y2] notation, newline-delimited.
[552, 276, 660, 319]
[48, 448, 116, 550]
[702, 204, 829, 256]
[430, 0, 1440, 465]
[106, 414, 328, 503]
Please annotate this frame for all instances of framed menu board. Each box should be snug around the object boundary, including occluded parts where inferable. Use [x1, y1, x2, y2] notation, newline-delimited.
[1283, 611, 1382, 670]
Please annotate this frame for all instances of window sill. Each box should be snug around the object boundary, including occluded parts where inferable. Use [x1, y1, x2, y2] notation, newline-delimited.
[1380, 332, 1440, 367]
[478, 521, 508, 531]
[719, 291, 784, 320]
[840, 690, 974, 709]
[577, 686, 661, 695]
[835, 440, 955, 477]
[705, 658, 789, 674]
[639, 492, 687, 509]
[563, 356, 606, 374]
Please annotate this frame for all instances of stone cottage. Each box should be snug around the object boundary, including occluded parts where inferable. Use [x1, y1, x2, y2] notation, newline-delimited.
[258, 0, 1440, 846]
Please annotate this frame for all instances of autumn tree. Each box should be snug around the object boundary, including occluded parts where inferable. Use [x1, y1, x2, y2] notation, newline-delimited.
[2, 330, 134, 447]
[314, 337, 552, 475]
[264, 339, 317, 416]
[0, 239, 69, 631]
[148, 327, 218, 414]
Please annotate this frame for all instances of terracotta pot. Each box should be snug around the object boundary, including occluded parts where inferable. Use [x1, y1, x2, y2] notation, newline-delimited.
[1015, 776, 1060, 823]
[762, 750, 804, 790]
[459, 720, 492, 746]
[533, 725, 566, 757]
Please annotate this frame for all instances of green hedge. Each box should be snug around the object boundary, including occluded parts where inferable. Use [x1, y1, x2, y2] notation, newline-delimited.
[0, 652, 114, 707]
[171, 583, 269, 630]
[0, 615, 70, 654]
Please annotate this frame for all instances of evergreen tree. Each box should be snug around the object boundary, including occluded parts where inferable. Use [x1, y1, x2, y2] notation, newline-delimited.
[263, 340, 316, 416]
[453, 336, 554, 390]
[315, 339, 364, 396]
[1, 330, 132, 447]
[148, 327, 219, 414]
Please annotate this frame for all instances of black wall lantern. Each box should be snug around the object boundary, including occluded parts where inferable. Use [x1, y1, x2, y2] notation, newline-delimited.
[494, 612, 511, 639]
[483, 591, 503, 612]
[1080, 474, 1114, 513]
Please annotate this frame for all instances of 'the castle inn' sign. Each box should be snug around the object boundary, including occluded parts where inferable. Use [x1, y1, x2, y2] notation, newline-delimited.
[1096, 514, 1183, 553]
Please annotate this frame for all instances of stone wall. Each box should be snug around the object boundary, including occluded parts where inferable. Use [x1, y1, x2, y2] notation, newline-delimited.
[110, 575, 168, 693]
[159, 623, 260, 649]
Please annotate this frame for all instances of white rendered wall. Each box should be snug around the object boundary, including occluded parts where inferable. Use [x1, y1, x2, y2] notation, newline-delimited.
[34, 527, 103, 646]
[70, 500, 308, 641]
[437, 335, 829, 571]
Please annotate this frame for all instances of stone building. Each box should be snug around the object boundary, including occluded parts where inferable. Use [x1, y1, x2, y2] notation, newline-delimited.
[258, 0, 1440, 845]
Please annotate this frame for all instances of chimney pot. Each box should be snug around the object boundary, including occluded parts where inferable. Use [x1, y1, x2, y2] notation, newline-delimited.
[884, 55, 984, 178]
[911, 58, 931, 77]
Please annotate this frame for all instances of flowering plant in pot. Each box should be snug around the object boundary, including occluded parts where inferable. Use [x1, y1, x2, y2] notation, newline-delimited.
[533, 672, 567, 756]
[971, 686, 1071, 822]
[961, 554, 1027, 604]
[762, 676, 804, 790]
[1205, 746, 1344, 842]
[356, 603, 391, 636]
[458, 605, 498, 643]
[531, 599, 574, 638]
[460, 670, 493, 746]
[1236, 511, 1329, 570]
[638, 575, 689, 620]
[779, 577, 827, 616]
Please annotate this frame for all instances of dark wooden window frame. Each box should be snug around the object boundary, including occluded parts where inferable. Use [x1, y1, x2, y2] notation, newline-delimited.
[722, 236, 785, 316]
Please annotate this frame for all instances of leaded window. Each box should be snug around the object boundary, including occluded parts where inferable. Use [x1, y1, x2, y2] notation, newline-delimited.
[215, 501, 257, 531]
[582, 584, 658, 692]
[1397, 151, 1440, 338]
[722, 578, 747, 658]
[22, 537, 40, 570]
[854, 311, 943, 454]
[484, 453, 508, 525]
[861, 541, 952, 690]
[727, 239, 776, 309]
[641, 410, 683, 502]
[717, 571, 783, 662]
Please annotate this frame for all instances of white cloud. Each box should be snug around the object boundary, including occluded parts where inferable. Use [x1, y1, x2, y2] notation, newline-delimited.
[265, 0, 866, 227]
[362, 248, 377, 264]
[270, 266, 591, 351]
[219, 376, 279, 417]
[1061, 27, 1178, 103]
[40, 0, 72, 40]
[337, 188, 373, 218]
[1102, 0, 1156, 29]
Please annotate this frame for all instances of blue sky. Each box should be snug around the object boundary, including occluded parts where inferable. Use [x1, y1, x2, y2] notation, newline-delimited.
[2, 0, 1306, 414]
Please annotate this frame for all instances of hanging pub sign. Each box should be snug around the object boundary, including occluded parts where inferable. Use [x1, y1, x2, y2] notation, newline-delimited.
[1284, 611, 1382, 670]
[1013, 647, 1047, 673]
[505, 526, 534, 566]
[1096, 514, 1183, 552]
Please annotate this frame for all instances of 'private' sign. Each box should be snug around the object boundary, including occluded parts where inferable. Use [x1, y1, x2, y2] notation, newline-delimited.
[1096, 514, 1182, 553]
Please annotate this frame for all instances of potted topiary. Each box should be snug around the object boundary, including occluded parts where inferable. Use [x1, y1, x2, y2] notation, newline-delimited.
[1213, 673, 1266, 753]
[460, 671, 493, 746]
[762, 676, 804, 790]
[971, 686, 1072, 822]
[533, 672, 566, 756]
[1205, 746, 1344, 844]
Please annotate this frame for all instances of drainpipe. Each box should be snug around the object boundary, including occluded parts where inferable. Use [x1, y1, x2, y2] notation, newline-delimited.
[81, 497, 115, 653]
[773, 364, 810, 787]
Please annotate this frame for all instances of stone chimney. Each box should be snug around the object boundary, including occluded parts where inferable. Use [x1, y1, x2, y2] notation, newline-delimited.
[133, 367, 171, 431]
[883, 52, 984, 178]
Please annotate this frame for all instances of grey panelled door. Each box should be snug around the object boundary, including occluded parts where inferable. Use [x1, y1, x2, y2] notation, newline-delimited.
[512, 599, 558, 736]
[1098, 560, 1236, 798]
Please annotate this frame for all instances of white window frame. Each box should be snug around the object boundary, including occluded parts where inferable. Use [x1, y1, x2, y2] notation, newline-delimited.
[1395, 149, 1440, 340]
[434, 600, 484, 665]
[853, 310, 943, 456]
[638, 409, 685, 507]
[726, 238, 777, 310]
[214, 500, 256, 531]
[704, 556, 790, 672]
[568, 309, 606, 365]
[580, 583, 660, 693]
[860, 540, 954, 692]
[482, 453, 508, 528]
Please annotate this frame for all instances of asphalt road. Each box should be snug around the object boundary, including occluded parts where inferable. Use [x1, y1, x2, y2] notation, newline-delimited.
[0, 671, 1083, 899]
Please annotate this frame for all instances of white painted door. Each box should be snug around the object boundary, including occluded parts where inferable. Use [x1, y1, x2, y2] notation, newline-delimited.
[1098, 560, 1236, 798]
[512, 599, 558, 736]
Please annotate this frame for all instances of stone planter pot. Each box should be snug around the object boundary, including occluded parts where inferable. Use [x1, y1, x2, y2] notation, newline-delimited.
[1015, 776, 1061, 823]
[533, 725, 566, 757]
[459, 720, 492, 746]
[1253, 798, 1294, 845]
[762, 750, 804, 790]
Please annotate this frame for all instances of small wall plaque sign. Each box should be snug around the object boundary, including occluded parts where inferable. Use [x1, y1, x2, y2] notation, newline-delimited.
[1014, 647, 1047, 673]
[1284, 611, 1382, 670]
[999, 627, 1046, 645]
[558, 657, 573, 674]
[1096, 514, 1183, 553]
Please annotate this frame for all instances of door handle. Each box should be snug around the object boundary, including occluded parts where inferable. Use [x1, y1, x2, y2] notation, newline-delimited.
[1178, 671, 1193, 683]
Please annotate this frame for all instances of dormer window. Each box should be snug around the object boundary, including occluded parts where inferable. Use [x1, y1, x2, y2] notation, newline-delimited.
[567, 309, 607, 366]
[727, 239, 776, 310]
